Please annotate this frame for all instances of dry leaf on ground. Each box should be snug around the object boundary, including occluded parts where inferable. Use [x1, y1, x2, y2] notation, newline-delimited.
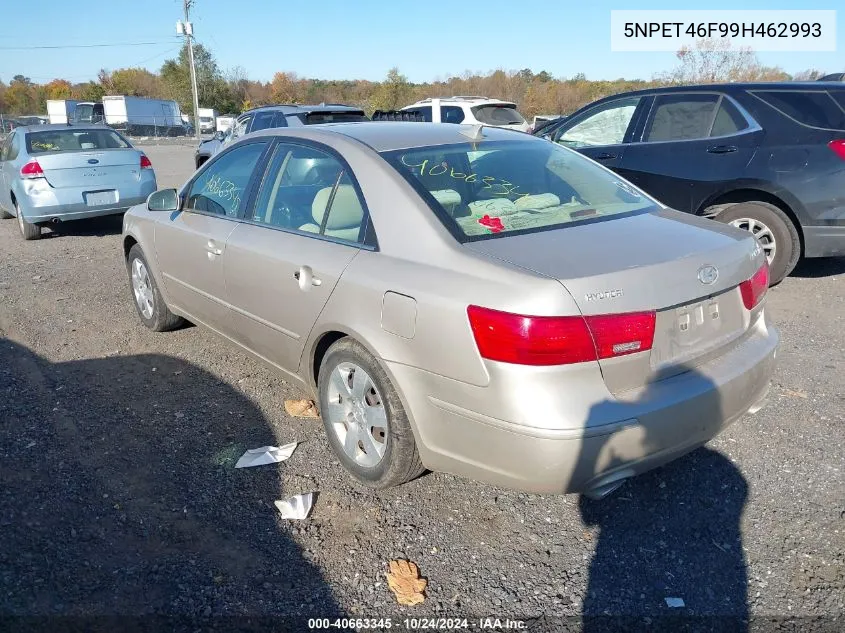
[386, 559, 426, 606]
[284, 399, 319, 418]
[781, 388, 808, 399]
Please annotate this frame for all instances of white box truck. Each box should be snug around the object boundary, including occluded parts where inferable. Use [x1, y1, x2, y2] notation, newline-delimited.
[46, 99, 79, 124]
[198, 107, 218, 133]
[215, 115, 235, 134]
[101, 96, 185, 136]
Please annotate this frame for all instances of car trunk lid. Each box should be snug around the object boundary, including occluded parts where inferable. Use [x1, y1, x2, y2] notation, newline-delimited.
[33, 150, 141, 189]
[465, 209, 766, 392]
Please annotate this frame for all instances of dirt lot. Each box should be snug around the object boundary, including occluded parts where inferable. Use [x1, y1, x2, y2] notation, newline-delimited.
[1, 143, 843, 628]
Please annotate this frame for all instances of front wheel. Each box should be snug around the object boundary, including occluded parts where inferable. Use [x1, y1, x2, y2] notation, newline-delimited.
[126, 244, 184, 332]
[714, 201, 800, 285]
[317, 338, 425, 489]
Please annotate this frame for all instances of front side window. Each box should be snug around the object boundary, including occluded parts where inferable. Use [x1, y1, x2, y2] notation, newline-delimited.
[557, 97, 640, 148]
[185, 141, 268, 217]
[251, 143, 364, 242]
[251, 110, 285, 132]
[471, 104, 525, 125]
[382, 139, 656, 241]
[26, 129, 130, 154]
[643, 94, 721, 142]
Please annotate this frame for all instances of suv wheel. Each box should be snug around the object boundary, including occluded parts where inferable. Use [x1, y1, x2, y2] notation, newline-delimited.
[714, 201, 800, 285]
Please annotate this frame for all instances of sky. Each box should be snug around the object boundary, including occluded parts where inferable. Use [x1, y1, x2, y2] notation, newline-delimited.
[1, 0, 842, 85]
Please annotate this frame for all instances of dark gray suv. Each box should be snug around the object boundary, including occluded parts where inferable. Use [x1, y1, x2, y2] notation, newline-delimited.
[194, 104, 368, 168]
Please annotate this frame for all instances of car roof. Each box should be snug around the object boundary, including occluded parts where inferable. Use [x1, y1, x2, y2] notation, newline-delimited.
[243, 103, 365, 115]
[250, 121, 538, 152]
[8, 123, 116, 133]
[592, 81, 845, 100]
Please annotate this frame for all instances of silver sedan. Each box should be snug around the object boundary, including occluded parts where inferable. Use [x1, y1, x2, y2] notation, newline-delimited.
[0, 124, 156, 240]
[122, 122, 778, 497]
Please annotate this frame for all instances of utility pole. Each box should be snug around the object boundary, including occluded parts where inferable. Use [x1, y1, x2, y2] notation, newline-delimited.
[179, 0, 201, 140]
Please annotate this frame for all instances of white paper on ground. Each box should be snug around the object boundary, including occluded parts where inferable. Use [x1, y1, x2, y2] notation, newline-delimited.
[664, 597, 685, 608]
[235, 442, 298, 468]
[274, 492, 314, 519]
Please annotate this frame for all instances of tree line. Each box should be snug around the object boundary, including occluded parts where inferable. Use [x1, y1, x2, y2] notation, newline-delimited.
[0, 40, 834, 119]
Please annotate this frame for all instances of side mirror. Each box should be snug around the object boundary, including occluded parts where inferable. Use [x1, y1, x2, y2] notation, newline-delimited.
[214, 130, 225, 141]
[147, 188, 180, 212]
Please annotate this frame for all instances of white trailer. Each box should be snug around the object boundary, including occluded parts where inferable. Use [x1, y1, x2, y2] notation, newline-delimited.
[215, 115, 235, 133]
[101, 96, 185, 136]
[198, 107, 218, 133]
[46, 99, 79, 124]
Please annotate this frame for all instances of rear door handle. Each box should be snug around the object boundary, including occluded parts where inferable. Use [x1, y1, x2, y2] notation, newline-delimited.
[594, 152, 617, 160]
[205, 240, 223, 257]
[294, 266, 322, 289]
[707, 145, 738, 154]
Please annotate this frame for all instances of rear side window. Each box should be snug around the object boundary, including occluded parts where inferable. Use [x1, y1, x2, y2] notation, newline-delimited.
[709, 99, 749, 137]
[471, 104, 525, 125]
[26, 129, 130, 154]
[753, 91, 845, 130]
[644, 94, 720, 142]
[441, 106, 466, 124]
[251, 110, 286, 132]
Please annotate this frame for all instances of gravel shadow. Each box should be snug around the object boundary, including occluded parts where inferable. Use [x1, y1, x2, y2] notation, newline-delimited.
[42, 214, 125, 238]
[0, 338, 341, 625]
[577, 366, 749, 631]
[789, 257, 845, 279]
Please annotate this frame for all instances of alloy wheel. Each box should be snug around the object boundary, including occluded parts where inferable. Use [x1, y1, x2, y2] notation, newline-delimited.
[729, 217, 776, 265]
[131, 258, 155, 320]
[325, 362, 388, 468]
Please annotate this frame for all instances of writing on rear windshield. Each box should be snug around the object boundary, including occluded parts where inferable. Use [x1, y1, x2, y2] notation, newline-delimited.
[400, 155, 529, 199]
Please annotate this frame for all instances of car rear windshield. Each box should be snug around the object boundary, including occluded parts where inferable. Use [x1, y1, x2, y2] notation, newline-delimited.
[471, 104, 526, 125]
[753, 90, 845, 130]
[381, 140, 657, 242]
[26, 129, 130, 154]
[304, 111, 369, 124]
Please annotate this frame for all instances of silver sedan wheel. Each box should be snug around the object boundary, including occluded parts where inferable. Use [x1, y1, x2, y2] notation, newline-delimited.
[16, 206, 24, 233]
[729, 217, 776, 265]
[131, 258, 155, 320]
[325, 362, 388, 468]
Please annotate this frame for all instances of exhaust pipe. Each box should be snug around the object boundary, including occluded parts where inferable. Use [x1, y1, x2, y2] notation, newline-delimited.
[583, 469, 635, 500]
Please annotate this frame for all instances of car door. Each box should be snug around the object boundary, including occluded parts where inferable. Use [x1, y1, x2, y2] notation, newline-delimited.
[222, 141, 367, 375]
[154, 139, 271, 334]
[553, 96, 648, 169]
[617, 93, 763, 213]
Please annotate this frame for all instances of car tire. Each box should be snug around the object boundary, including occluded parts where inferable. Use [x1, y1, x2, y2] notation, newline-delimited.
[126, 244, 184, 332]
[317, 337, 425, 489]
[713, 201, 800, 285]
[16, 202, 41, 241]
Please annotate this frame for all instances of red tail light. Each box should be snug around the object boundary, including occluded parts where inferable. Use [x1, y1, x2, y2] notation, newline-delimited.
[828, 139, 845, 160]
[20, 159, 44, 179]
[467, 305, 655, 366]
[140, 154, 153, 169]
[739, 260, 769, 310]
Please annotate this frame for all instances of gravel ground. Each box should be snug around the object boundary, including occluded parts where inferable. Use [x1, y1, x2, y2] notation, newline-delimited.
[0, 144, 843, 630]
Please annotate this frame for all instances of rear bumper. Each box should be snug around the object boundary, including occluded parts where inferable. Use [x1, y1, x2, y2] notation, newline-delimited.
[16, 177, 156, 223]
[389, 313, 778, 495]
[803, 225, 845, 258]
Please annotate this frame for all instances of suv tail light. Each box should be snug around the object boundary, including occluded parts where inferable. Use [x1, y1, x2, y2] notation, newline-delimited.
[20, 159, 44, 179]
[739, 260, 769, 310]
[828, 139, 845, 160]
[140, 154, 153, 169]
[467, 305, 655, 366]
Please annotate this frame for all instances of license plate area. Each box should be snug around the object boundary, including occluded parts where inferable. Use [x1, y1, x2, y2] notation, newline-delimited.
[650, 289, 745, 370]
[84, 190, 118, 207]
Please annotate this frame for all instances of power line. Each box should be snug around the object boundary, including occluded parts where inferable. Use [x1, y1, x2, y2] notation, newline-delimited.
[0, 40, 181, 51]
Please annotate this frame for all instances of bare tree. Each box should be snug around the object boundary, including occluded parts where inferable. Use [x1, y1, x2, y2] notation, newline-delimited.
[658, 38, 788, 84]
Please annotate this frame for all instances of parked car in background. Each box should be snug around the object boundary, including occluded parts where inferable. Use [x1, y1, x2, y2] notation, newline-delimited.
[194, 104, 369, 168]
[541, 82, 845, 283]
[532, 114, 567, 135]
[0, 125, 156, 240]
[401, 97, 531, 133]
[123, 122, 776, 496]
[15, 115, 49, 126]
[818, 72, 844, 82]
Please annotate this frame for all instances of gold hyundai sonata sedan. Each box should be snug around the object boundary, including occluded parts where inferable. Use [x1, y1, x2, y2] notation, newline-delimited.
[122, 122, 778, 498]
